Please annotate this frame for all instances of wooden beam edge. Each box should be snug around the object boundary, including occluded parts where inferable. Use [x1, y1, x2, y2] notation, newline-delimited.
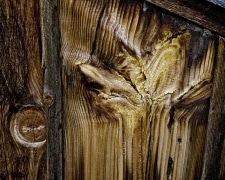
[146, 0, 225, 37]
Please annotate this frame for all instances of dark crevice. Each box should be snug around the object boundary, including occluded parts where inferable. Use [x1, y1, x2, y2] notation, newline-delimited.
[168, 107, 175, 131]
[164, 29, 188, 44]
[145, 111, 152, 180]
[178, 137, 182, 144]
[167, 157, 174, 178]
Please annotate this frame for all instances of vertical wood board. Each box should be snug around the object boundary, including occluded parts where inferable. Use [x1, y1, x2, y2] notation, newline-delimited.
[0, 0, 47, 179]
[202, 37, 225, 180]
[60, 0, 219, 179]
[40, 0, 63, 179]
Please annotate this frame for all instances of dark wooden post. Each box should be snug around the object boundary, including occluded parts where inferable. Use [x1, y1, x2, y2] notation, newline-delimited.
[40, 0, 63, 179]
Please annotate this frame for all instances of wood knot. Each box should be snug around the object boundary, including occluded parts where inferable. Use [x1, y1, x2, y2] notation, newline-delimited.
[43, 93, 53, 106]
[10, 107, 46, 148]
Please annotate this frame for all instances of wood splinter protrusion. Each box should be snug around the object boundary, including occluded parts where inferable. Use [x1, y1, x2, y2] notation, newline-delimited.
[10, 107, 46, 148]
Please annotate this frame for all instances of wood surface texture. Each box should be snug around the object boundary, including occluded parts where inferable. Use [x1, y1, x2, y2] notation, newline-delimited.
[60, 0, 220, 179]
[202, 37, 225, 180]
[0, 0, 225, 179]
[40, 0, 63, 179]
[146, 0, 225, 36]
[0, 0, 47, 179]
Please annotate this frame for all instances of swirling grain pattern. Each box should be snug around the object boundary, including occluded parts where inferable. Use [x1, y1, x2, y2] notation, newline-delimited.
[60, 0, 217, 179]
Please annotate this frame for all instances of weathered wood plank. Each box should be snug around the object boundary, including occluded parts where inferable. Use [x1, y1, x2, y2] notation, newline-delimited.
[146, 0, 225, 36]
[0, 0, 46, 179]
[60, 0, 217, 179]
[1, 0, 224, 179]
[40, 0, 63, 179]
[202, 37, 225, 180]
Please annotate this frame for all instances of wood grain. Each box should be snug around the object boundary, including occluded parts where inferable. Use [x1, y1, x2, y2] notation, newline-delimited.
[0, 0, 46, 179]
[202, 37, 225, 180]
[40, 0, 63, 179]
[146, 0, 225, 36]
[60, 0, 217, 179]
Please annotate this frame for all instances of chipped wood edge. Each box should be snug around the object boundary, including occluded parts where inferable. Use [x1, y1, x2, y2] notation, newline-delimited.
[40, 0, 63, 179]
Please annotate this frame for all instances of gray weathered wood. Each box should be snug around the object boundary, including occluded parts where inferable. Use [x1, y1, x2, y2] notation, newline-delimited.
[202, 37, 225, 180]
[40, 0, 63, 179]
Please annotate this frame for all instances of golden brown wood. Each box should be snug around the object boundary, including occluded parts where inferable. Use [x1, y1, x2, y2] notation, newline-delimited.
[0, 0, 46, 179]
[10, 107, 46, 148]
[1, 0, 224, 179]
[60, 0, 218, 179]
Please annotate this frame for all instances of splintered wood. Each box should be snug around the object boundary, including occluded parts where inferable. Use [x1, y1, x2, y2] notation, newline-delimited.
[60, 1, 216, 179]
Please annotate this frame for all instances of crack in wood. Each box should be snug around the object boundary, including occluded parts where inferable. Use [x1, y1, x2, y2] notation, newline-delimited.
[59, 0, 218, 179]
